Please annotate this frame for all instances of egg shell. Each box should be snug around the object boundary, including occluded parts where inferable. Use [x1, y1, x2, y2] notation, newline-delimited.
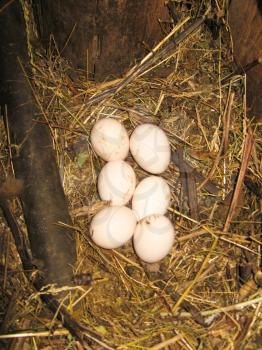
[90, 206, 137, 249]
[91, 118, 129, 161]
[133, 215, 174, 263]
[98, 160, 136, 206]
[130, 123, 170, 174]
[132, 176, 171, 220]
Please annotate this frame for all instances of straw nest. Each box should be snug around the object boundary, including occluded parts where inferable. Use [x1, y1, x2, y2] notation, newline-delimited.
[0, 1, 261, 349]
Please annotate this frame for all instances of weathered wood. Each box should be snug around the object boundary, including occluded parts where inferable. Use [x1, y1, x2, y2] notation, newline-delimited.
[229, 0, 262, 122]
[35, 0, 168, 81]
[0, 1, 76, 285]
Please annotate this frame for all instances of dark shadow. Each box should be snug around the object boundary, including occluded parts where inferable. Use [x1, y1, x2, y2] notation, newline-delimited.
[257, 0, 262, 14]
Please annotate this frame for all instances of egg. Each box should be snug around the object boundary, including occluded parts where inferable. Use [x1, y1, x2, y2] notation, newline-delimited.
[90, 118, 129, 161]
[133, 215, 174, 263]
[132, 176, 171, 220]
[90, 206, 137, 249]
[130, 123, 170, 174]
[98, 160, 136, 205]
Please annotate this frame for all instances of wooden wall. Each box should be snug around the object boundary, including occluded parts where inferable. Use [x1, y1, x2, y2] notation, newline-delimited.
[229, 0, 262, 122]
[36, 0, 168, 81]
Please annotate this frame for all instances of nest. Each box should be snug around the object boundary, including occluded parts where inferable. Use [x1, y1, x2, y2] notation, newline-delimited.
[0, 1, 261, 349]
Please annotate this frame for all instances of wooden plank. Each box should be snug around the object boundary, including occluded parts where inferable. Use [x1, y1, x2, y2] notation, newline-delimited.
[0, 1, 76, 285]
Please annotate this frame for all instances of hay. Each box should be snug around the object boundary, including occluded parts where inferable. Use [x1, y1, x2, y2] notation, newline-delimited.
[0, 1, 261, 349]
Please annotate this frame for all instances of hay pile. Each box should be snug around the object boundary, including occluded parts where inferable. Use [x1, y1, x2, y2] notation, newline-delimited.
[0, 1, 261, 349]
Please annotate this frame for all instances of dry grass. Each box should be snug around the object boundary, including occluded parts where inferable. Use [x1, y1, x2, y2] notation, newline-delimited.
[0, 1, 261, 349]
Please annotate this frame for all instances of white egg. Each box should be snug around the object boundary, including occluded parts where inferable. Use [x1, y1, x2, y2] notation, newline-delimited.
[90, 206, 137, 249]
[91, 118, 129, 161]
[130, 123, 170, 174]
[132, 176, 171, 220]
[98, 160, 136, 205]
[133, 215, 174, 263]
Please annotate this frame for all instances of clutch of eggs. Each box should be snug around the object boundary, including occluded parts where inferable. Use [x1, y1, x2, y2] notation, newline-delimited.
[89, 118, 175, 263]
